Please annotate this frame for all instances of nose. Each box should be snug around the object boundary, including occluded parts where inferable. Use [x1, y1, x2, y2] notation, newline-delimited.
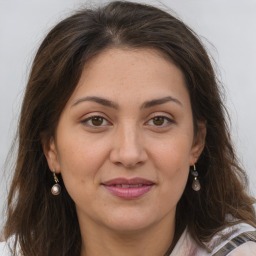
[109, 123, 148, 168]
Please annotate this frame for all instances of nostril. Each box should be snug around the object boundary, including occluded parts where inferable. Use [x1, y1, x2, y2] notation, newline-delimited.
[109, 129, 148, 167]
[110, 148, 146, 166]
[112, 158, 145, 169]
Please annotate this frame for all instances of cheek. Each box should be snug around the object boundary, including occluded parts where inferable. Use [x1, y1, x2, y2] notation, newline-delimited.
[57, 124, 109, 169]
[152, 133, 193, 171]
[55, 127, 111, 195]
[150, 134, 192, 198]
[57, 140, 109, 208]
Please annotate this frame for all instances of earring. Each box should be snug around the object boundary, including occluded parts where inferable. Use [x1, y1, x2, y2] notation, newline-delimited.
[191, 165, 201, 191]
[51, 169, 61, 195]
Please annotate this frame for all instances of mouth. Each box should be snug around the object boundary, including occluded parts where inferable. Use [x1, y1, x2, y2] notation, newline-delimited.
[101, 177, 155, 200]
[110, 184, 149, 188]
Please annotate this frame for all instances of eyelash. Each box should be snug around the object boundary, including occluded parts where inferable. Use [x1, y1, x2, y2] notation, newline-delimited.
[81, 115, 174, 128]
[145, 115, 174, 127]
[81, 115, 110, 128]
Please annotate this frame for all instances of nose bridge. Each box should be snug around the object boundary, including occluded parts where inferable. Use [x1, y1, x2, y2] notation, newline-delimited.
[110, 121, 147, 167]
[121, 121, 137, 147]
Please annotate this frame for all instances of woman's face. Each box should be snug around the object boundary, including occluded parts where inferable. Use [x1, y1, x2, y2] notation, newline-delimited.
[45, 48, 205, 233]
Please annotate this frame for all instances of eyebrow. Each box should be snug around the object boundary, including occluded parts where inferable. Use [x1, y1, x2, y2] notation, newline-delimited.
[141, 96, 182, 109]
[71, 96, 182, 109]
[71, 96, 118, 109]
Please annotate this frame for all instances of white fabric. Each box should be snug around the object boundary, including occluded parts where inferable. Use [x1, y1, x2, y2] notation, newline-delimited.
[227, 242, 256, 256]
[209, 222, 256, 254]
[0, 242, 10, 256]
[169, 227, 209, 255]
[169, 222, 256, 256]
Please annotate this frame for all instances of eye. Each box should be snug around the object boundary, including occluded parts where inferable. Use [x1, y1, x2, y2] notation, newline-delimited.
[146, 116, 173, 127]
[81, 116, 110, 127]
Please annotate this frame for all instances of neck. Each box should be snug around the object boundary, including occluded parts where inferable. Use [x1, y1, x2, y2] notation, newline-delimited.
[79, 215, 175, 256]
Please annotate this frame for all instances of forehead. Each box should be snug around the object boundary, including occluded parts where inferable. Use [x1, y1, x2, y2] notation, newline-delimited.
[68, 47, 189, 107]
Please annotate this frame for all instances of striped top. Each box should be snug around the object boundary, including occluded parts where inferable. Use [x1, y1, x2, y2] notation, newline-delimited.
[169, 222, 256, 255]
[213, 230, 256, 255]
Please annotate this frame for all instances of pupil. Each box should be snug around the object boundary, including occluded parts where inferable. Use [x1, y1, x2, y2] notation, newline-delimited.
[153, 117, 164, 126]
[92, 117, 103, 126]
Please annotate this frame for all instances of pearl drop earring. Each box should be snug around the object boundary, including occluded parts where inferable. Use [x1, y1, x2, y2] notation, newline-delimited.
[51, 169, 61, 195]
[191, 164, 201, 191]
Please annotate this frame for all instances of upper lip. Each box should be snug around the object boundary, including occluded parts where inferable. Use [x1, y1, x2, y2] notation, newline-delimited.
[102, 177, 155, 186]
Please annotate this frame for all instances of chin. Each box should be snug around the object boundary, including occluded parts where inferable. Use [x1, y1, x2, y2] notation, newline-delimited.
[102, 208, 160, 233]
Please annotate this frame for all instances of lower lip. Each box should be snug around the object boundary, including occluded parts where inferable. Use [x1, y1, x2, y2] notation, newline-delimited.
[103, 185, 154, 199]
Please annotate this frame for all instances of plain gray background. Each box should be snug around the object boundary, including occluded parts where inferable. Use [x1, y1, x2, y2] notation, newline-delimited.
[1, 0, 256, 227]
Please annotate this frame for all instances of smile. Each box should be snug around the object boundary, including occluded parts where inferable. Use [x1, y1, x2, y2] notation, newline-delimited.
[113, 184, 146, 188]
[101, 177, 155, 199]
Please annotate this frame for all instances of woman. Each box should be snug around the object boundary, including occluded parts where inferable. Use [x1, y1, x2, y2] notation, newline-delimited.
[1, 1, 256, 255]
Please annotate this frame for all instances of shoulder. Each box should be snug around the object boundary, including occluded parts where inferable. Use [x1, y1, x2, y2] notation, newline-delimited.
[227, 242, 256, 255]
[171, 222, 256, 256]
[208, 222, 256, 256]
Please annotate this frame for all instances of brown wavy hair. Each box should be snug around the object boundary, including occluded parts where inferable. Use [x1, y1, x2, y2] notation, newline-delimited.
[3, 1, 255, 255]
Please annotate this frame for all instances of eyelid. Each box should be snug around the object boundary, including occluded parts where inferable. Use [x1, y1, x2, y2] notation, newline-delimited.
[81, 113, 112, 128]
[147, 112, 174, 120]
[145, 113, 175, 127]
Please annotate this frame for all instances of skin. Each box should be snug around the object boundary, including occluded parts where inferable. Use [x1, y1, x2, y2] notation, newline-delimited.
[44, 48, 206, 256]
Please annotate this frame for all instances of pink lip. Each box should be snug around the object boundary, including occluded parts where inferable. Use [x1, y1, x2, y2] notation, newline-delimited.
[101, 177, 155, 200]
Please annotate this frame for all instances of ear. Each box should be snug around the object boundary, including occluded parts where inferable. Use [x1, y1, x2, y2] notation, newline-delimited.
[189, 121, 206, 165]
[42, 136, 61, 173]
